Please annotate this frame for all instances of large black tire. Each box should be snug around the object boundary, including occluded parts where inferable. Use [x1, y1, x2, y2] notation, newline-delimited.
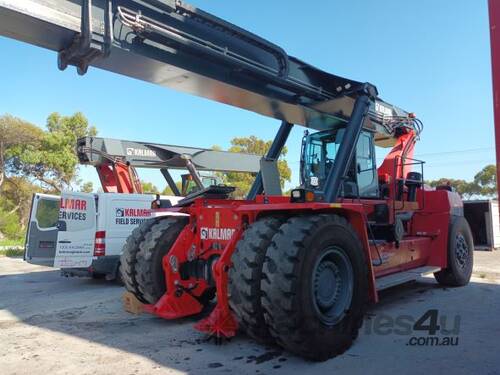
[434, 216, 474, 287]
[261, 214, 368, 361]
[120, 218, 160, 303]
[135, 217, 188, 304]
[229, 216, 284, 343]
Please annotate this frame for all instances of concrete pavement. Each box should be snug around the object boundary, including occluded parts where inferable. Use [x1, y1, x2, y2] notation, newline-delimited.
[0, 253, 499, 375]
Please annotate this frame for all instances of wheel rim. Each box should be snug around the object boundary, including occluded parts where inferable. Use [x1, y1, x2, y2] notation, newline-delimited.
[455, 233, 470, 269]
[311, 247, 354, 326]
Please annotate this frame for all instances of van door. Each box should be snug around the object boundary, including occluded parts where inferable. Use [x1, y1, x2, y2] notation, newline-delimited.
[54, 192, 97, 269]
[25, 193, 61, 266]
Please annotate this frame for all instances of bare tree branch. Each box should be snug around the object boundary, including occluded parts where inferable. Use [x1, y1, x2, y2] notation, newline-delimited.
[38, 176, 61, 192]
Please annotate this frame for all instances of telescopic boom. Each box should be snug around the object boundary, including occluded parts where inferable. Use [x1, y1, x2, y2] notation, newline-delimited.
[0, 0, 412, 143]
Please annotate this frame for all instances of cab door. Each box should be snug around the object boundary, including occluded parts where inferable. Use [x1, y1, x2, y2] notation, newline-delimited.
[355, 131, 379, 198]
[25, 193, 60, 266]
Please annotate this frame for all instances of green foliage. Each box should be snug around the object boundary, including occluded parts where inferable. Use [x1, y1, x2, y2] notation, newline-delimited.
[215, 136, 292, 198]
[0, 112, 97, 239]
[46, 112, 97, 138]
[0, 238, 24, 247]
[162, 181, 183, 196]
[141, 181, 159, 194]
[0, 208, 23, 240]
[80, 181, 94, 193]
[9, 112, 97, 191]
[427, 178, 477, 199]
[473, 164, 497, 197]
[0, 176, 42, 229]
[0, 234, 25, 256]
[0, 115, 43, 239]
[427, 164, 498, 199]
[0, 114, 43, 188]
[0, 248, 25, 257]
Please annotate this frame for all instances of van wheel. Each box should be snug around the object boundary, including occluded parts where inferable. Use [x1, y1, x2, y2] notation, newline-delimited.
[434, 216, 474, 287]
[135, 217, 188, 304]
[261, 215, 368, 361]
[120, 218, 160, 303]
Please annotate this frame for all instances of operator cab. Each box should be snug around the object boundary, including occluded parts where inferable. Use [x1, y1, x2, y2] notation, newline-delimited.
[300, 128, 379, 199]
[181, 173, 222, 196]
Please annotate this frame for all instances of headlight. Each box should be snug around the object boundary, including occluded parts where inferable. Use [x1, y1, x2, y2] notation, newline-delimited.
[290, 189, 305, 203]
[290, 188, 315, 203]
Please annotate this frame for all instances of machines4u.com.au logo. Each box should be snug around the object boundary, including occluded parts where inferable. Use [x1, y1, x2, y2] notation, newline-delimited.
[364, 309, 460, 346]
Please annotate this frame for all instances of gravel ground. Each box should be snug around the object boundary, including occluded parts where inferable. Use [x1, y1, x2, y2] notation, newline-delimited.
[0, 252, 499, 375]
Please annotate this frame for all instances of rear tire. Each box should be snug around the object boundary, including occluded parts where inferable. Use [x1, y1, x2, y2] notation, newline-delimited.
[261, 214, 368, 361]
[229, 216, 284, 343]
[434, 216, 474, 287]
[120, 218, 160, 303]
[135, 217, 188, 304]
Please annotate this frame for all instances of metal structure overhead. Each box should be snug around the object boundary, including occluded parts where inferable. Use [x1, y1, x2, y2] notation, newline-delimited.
[76, 136, 261, 195]
[77, 136, 261, 173]
[0, 0, 411, 145]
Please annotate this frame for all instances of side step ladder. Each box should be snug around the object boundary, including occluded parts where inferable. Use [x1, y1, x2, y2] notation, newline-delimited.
[376, 266, 441, 291]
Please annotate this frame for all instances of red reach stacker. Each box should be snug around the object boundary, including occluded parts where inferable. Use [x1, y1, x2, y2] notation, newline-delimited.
[0, 0, 474, 361]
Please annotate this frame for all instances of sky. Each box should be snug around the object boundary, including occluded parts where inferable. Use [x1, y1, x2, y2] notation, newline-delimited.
[0, 0, 495, 192]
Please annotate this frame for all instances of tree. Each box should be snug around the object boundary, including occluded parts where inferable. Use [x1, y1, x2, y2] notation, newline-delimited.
[473, 165, 497, 197]
[0, 209, 22, 240]
[0, 112, 98, 239]
[0, 114, 43, 189]
[0, 176, 42, 230]
[427, 165, 498, 199]
[162, 181, 182, 196]
[427, 178, 477, 199]
[9, 112, 97, 191]
[80, 181, 94, 193]
[141, 181, 159, 194]
[215, 136, 291, 197]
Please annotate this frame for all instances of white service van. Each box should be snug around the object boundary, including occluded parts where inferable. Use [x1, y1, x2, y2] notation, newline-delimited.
[25, 191, 181, 279]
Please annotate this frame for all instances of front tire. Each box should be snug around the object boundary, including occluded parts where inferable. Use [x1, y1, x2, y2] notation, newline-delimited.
[120, 218, 160, 302]
[135, 217, 188, 304]
[229, 216, 284, 343]
[261, 214, 368, 361]
[434, 216, 474, 287]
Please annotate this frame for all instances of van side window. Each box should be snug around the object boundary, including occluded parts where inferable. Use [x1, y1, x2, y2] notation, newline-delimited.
[36, 198, 60, 229]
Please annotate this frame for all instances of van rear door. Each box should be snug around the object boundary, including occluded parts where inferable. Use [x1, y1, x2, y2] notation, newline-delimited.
[25, 193, 61, 266]
[54, 192, 97, 268]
